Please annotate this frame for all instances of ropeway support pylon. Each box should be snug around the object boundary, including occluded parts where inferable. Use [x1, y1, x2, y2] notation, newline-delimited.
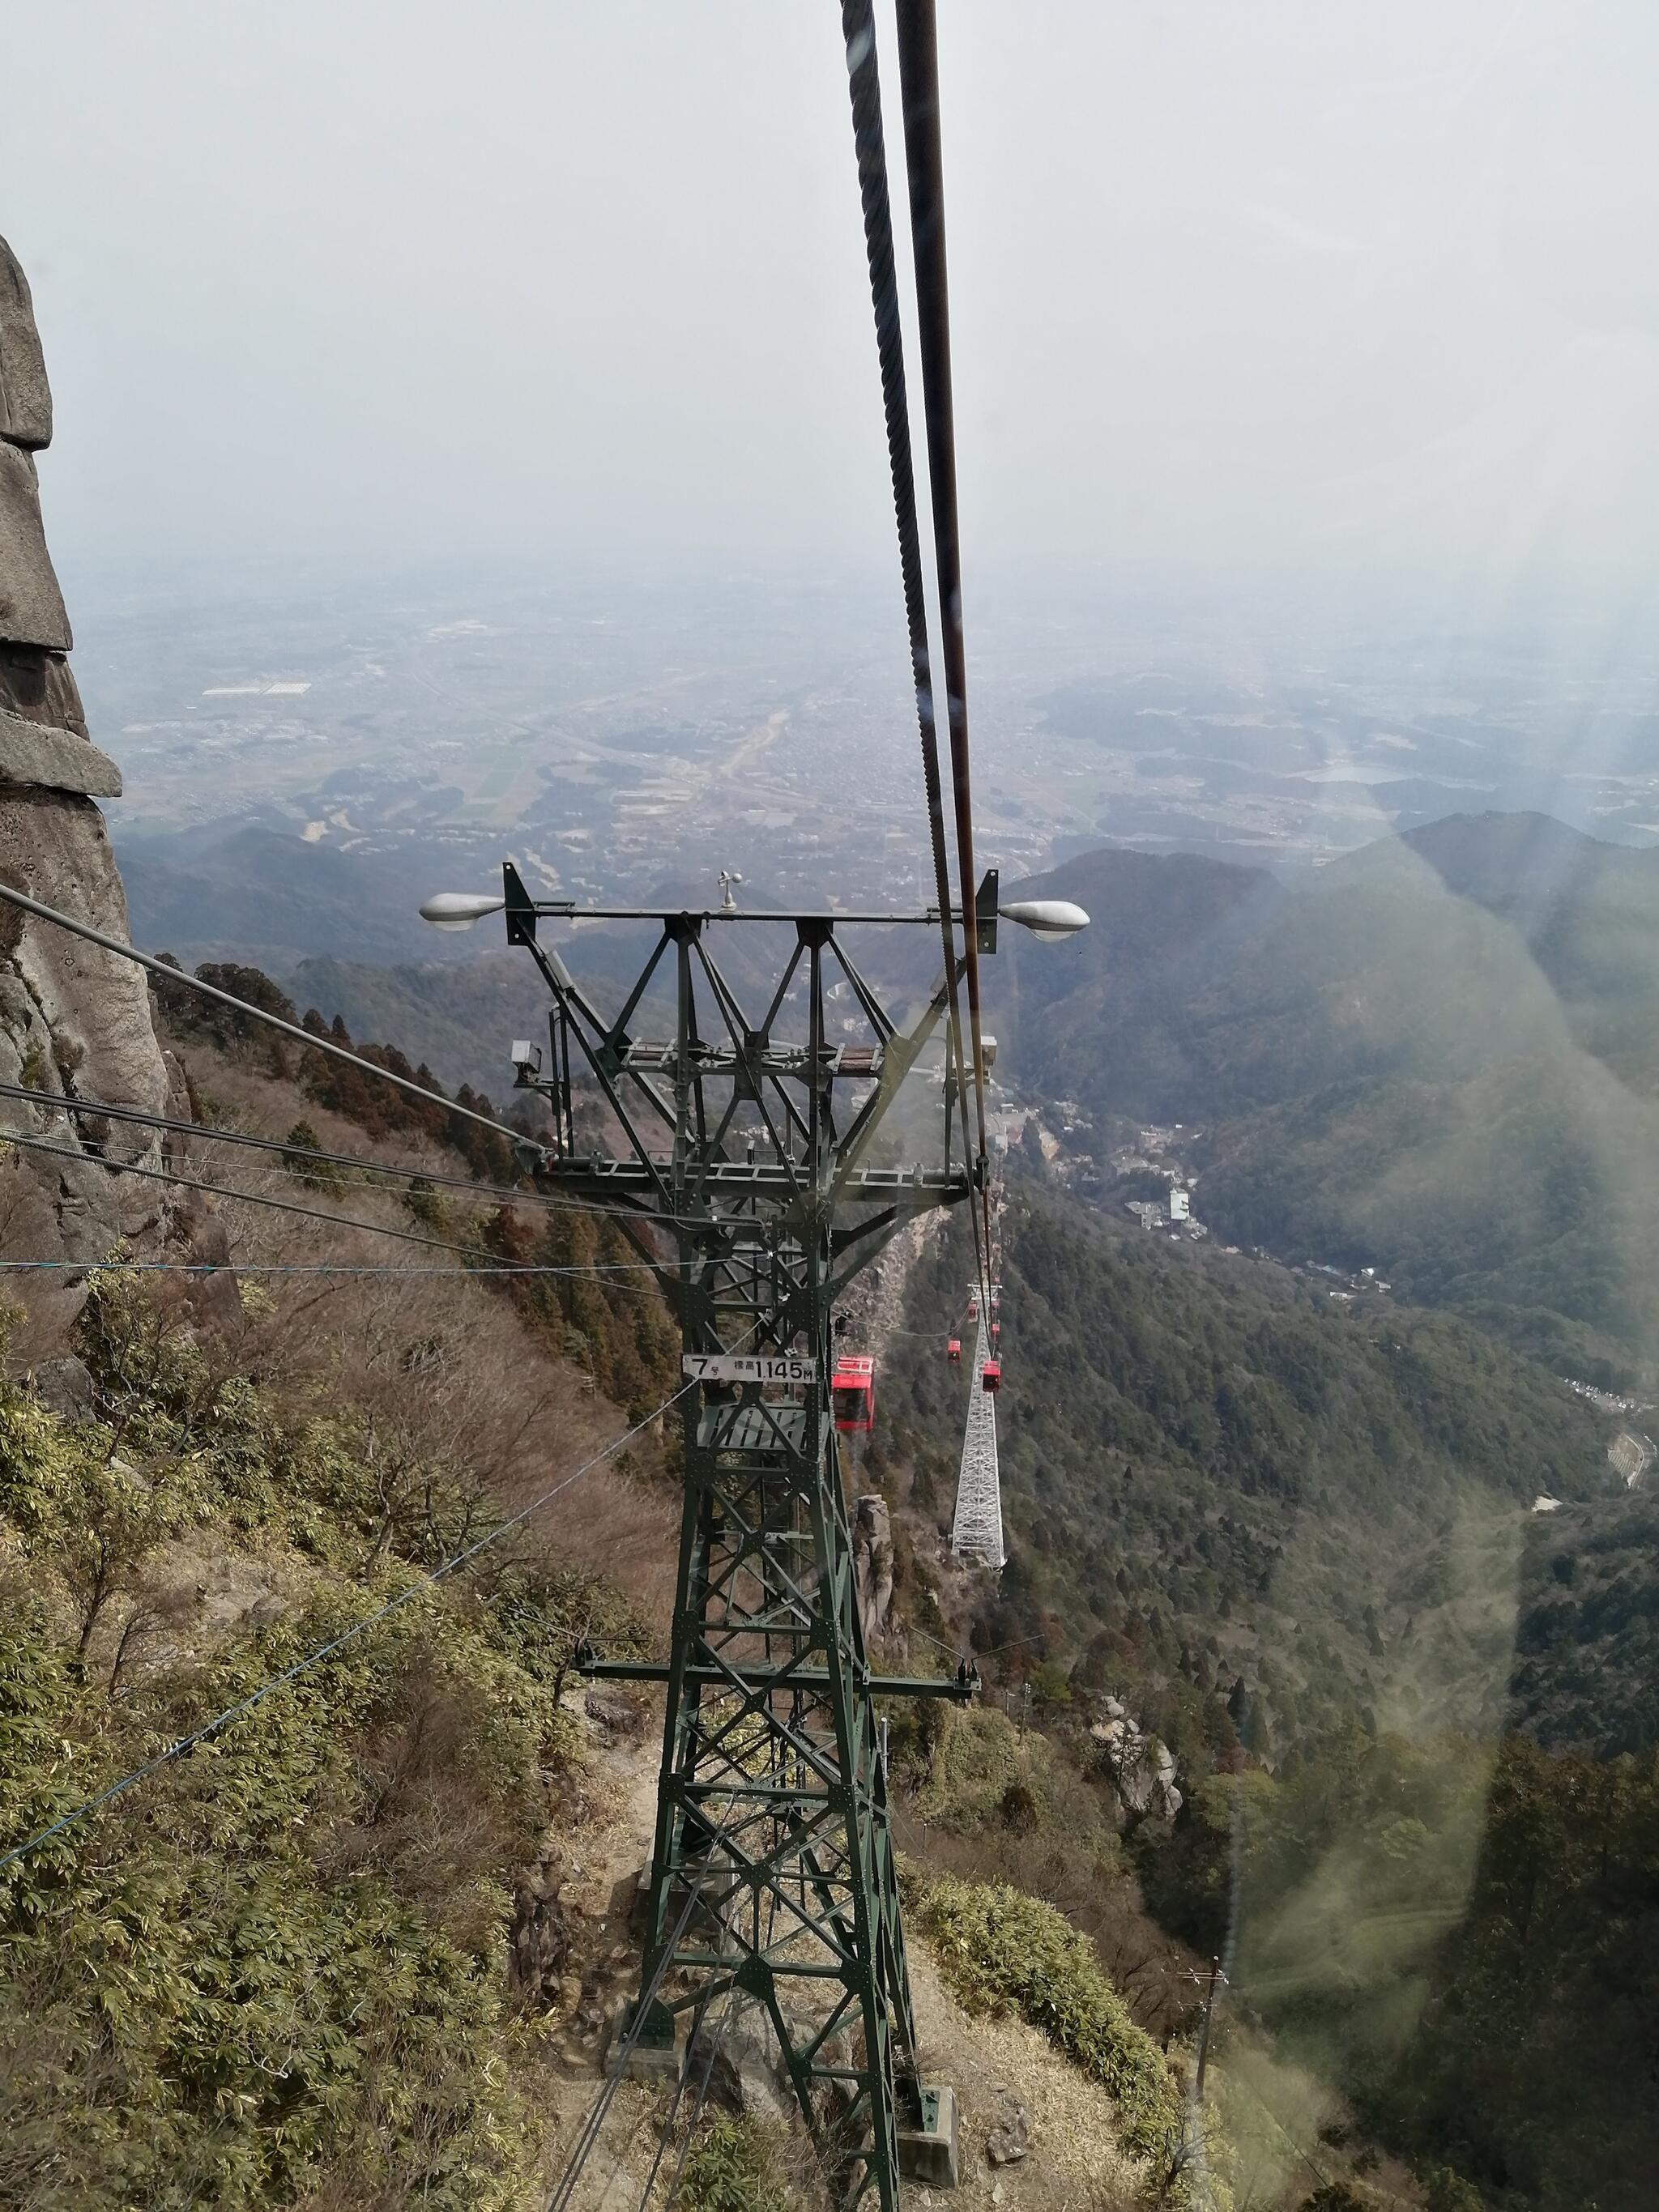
[949, 1315, 1004, 1568]
[498, 861, 994, 2208]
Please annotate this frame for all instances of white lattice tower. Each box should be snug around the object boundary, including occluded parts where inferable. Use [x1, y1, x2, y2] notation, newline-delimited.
[949, 1315, 1005, 1567]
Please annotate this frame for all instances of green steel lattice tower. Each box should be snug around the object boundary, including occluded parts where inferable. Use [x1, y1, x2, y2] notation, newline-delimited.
[501, 863, 994, 2208]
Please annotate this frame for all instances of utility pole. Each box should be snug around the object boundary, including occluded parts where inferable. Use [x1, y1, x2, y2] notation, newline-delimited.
[1192, 1955, 1227, 2103]
[500, 862, 1002, 2210]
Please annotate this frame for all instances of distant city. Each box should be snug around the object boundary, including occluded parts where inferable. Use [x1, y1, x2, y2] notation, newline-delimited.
[71, 560, 1659, 975]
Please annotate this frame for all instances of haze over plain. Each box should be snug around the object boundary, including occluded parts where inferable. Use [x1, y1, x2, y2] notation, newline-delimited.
[5, 0, 1659, 590]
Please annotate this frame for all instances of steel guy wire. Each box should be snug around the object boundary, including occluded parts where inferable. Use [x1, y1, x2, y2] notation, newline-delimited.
[542, 1882, 701, 2212]
[0, 1077, 830, 1235]
[654, 1982, 737, 2212]
[630, 1754, 786, 2212]
[0, 876, 529, 1148]
[0, 1076, 618, 1221]
[0, 1129, 670, 1289]
[654, 1801, 792, 2212]
[0, 1259, 665, 1281]
[543, 1794, 746, 2212]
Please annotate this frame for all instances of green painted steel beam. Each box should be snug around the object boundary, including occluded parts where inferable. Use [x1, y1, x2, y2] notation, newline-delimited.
[578, 1657, 975, 1700]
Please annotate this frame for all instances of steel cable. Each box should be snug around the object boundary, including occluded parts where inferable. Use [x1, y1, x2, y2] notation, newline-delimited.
[0, 1258, 661, 1281]
[0, 1076, 555, 1211]
[838, 0, 987, 1302]
[543, 1794, 748, 2212]
[0, 1128, 661, 1294]
[893, 0, 996, 1292]
[0, 877, 531, 1149]
[0, 1079, 757, 1235]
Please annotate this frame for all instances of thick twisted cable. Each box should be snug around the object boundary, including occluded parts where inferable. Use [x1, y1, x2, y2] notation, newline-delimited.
[839, 0, 984, 1293]
[894, 0, 995, 1292]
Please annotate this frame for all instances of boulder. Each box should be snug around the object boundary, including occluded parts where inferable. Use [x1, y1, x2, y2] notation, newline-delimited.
[0, 237, 51, 451]
[0, 443, 70, 650]
[508, 1855, 574, 2005]
[164, 1190, 241, 1327]
[690, 1998, 795, 2124]
[28, 1351, 95, 1420]
[985, 2091, 1031, 2166]
[582, 1685, 640, 1743]
[853, 1491, 895, 1639]
[0, 709, 120, 797]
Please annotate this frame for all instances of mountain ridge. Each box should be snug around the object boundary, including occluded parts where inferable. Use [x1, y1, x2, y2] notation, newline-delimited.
[1003, 811, 1659, 1375]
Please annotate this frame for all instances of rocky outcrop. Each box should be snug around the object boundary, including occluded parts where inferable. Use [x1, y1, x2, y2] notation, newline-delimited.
[853, 1491, 895, 1641]
[0, 234, 177, 1283]
[0, 713, 122, 796]
[985, 2091, 1032, 2166]
[1090, 1695, 1183, 1822]
[507, 1849, 574, 2007]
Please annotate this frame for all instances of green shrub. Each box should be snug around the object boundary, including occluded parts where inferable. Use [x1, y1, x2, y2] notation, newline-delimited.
[911, 1874, 1182, 2162]
[281, 1118, 344, 1195]
[913, 1703, 1022, 1830]
[0, 1280, 647, 2208]
[1422, 2167, 1486, 2212]
[679, 2112, 795, 2212]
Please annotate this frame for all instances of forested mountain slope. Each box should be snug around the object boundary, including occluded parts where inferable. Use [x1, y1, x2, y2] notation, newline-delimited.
[889, 1193, 1611, 1752]
[881, 1189, 1655, 2212]
[0, 985, 680, 2205]
[0, 967, 1247, 2212]
[1001, 816, 1659, 1376]
[1508, 1484, 1659, 1755]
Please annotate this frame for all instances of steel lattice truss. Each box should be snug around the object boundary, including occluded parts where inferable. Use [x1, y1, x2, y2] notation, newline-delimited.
[638, 1396, 921, 2206]
[949, 1316, 1004, 1569]
[501, 863, 982, 2208]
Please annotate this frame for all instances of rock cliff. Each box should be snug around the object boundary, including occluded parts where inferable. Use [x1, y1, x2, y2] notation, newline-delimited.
[0, 234, 177, 1286]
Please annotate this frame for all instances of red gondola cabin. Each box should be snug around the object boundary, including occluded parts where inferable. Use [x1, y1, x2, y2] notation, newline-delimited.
[947, 1336, 962, 1365]
[981, 1359, 1001, 1394]
[966, 1297, 979, 1321]
[832, 1355, 876, 1434]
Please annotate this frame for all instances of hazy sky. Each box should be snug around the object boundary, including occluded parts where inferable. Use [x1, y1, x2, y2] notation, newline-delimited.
[5, 1, 1658, 589]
